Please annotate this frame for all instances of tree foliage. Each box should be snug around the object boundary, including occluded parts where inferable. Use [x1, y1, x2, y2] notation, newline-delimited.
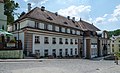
[108, 29, 120, 37]
[4, 0, 19, 25]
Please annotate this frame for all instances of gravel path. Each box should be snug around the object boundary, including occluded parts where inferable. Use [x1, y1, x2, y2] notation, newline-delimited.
[0, 59, 120, 73]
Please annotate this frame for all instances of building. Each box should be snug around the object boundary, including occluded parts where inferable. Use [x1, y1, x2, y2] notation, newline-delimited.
[78, 21, 100, 58]
[97, 31, 111, 57]
[110, 35, 120, 53]
[8, 5, 101, 58]
[0, 0, 7, 30]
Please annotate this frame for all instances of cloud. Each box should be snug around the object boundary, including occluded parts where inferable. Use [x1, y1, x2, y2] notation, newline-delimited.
[23, 0, 48, 5]
[95, 17, 105, 23]
[108, 4, 120, 22]
[58, 5, 91, 20]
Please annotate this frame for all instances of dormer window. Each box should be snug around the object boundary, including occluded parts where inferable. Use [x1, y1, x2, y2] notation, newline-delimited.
[76, 25, 78, 27]
[47, 17, 53, 20]
[64, 22, 68, 24]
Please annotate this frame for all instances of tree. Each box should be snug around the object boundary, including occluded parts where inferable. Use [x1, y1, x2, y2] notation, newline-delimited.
[4, 0, 19, 25]
[108, 29, 120, 37]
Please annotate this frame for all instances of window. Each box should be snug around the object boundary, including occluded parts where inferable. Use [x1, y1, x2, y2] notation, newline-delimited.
[65, 28, 67, 33]
[59, 27, 62, 32]
[59, 49, 62, 56]
[59, 38, 63, 44]
[70, 39, 73, 44]
[75, 48, 77, 55]
[112, 41, 114, 43]
[35, 36, 40, 43]
[75, 39, 78, 44]
[14, 37, 17, 40]
[70, 29, 72, 34]
[52, 38, 56, 44]
[64, 21, 68, 24]
[44, 49, 48, 57]
[119, 44, 120, 47]
[119, 40, 120, 43]
[44, 37, 49, 44]
[112, 44, 114, 47]
[52, 25, 55, 31]
[15, 24, 17, 30]
[70, 48, 73, 56]
[35, 22, 39, 28]
[65, 49, 68, 56]
[65, 39, 68, 44]
[75, 30, 77, 34]
[47, 16, 53, 20]
[112, 48, 114, 52]
[44, 24, 48, 30]
[52, 49, 56, 57]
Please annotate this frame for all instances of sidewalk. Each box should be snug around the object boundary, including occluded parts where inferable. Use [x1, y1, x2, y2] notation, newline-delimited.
[0, 59, 43, 62]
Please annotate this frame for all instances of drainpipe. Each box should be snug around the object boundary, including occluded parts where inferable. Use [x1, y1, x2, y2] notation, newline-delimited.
[18, 22, 20, 49]
[82, 32, 85, 58]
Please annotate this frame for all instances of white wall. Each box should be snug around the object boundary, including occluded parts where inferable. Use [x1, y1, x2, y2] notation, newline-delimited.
[33, 33, 79, 56]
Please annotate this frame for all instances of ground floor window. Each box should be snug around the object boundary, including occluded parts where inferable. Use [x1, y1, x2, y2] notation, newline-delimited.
[65, 49, 68, 56]
[44, 49, 48, 57]
[59, 49, 62, 56]
[52, 49, 56, 57]
[75, 48, 77, 55]
[70, 48, 73, 56]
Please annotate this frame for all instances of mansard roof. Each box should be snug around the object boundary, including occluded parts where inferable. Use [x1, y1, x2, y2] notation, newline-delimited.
[0, 0, 4, 3]
[15, 7, 100, 31]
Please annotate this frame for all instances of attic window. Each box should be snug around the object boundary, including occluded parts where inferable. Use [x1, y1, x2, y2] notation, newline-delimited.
[47, 17, 53, 20]
[76, 25, 78, 27]
[64, 22, 68, 24]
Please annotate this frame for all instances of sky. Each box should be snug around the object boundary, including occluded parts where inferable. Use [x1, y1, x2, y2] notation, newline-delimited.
[14, 0, 120, 31]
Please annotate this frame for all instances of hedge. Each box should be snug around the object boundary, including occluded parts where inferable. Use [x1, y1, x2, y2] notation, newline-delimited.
[0, 50, 23, 59]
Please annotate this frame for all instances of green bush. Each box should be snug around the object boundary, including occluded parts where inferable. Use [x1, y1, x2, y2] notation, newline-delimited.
[0, 50, 23, 59]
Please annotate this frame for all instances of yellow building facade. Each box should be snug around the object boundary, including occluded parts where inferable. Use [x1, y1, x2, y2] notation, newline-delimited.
[110, 35, 120, 53]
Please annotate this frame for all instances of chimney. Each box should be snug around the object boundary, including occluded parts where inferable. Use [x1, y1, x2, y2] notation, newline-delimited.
[28, 3, 32, 12]
[67, 16, 70, 20]
[72, 17, 75, 21]
[80, 18, 81, 21]
[41, 6, 45, 11]
[55, 12, 58, 16]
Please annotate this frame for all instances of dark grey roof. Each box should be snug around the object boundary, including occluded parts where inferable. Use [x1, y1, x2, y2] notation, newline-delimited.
[15, 7, 100, 31]
[78, 20, 100, 31]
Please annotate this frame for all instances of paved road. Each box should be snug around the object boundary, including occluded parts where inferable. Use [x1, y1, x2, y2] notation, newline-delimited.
[0, 59, 120, 73]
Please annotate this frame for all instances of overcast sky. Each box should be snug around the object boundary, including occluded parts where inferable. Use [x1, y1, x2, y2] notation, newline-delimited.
[14, 0, 120, 31]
